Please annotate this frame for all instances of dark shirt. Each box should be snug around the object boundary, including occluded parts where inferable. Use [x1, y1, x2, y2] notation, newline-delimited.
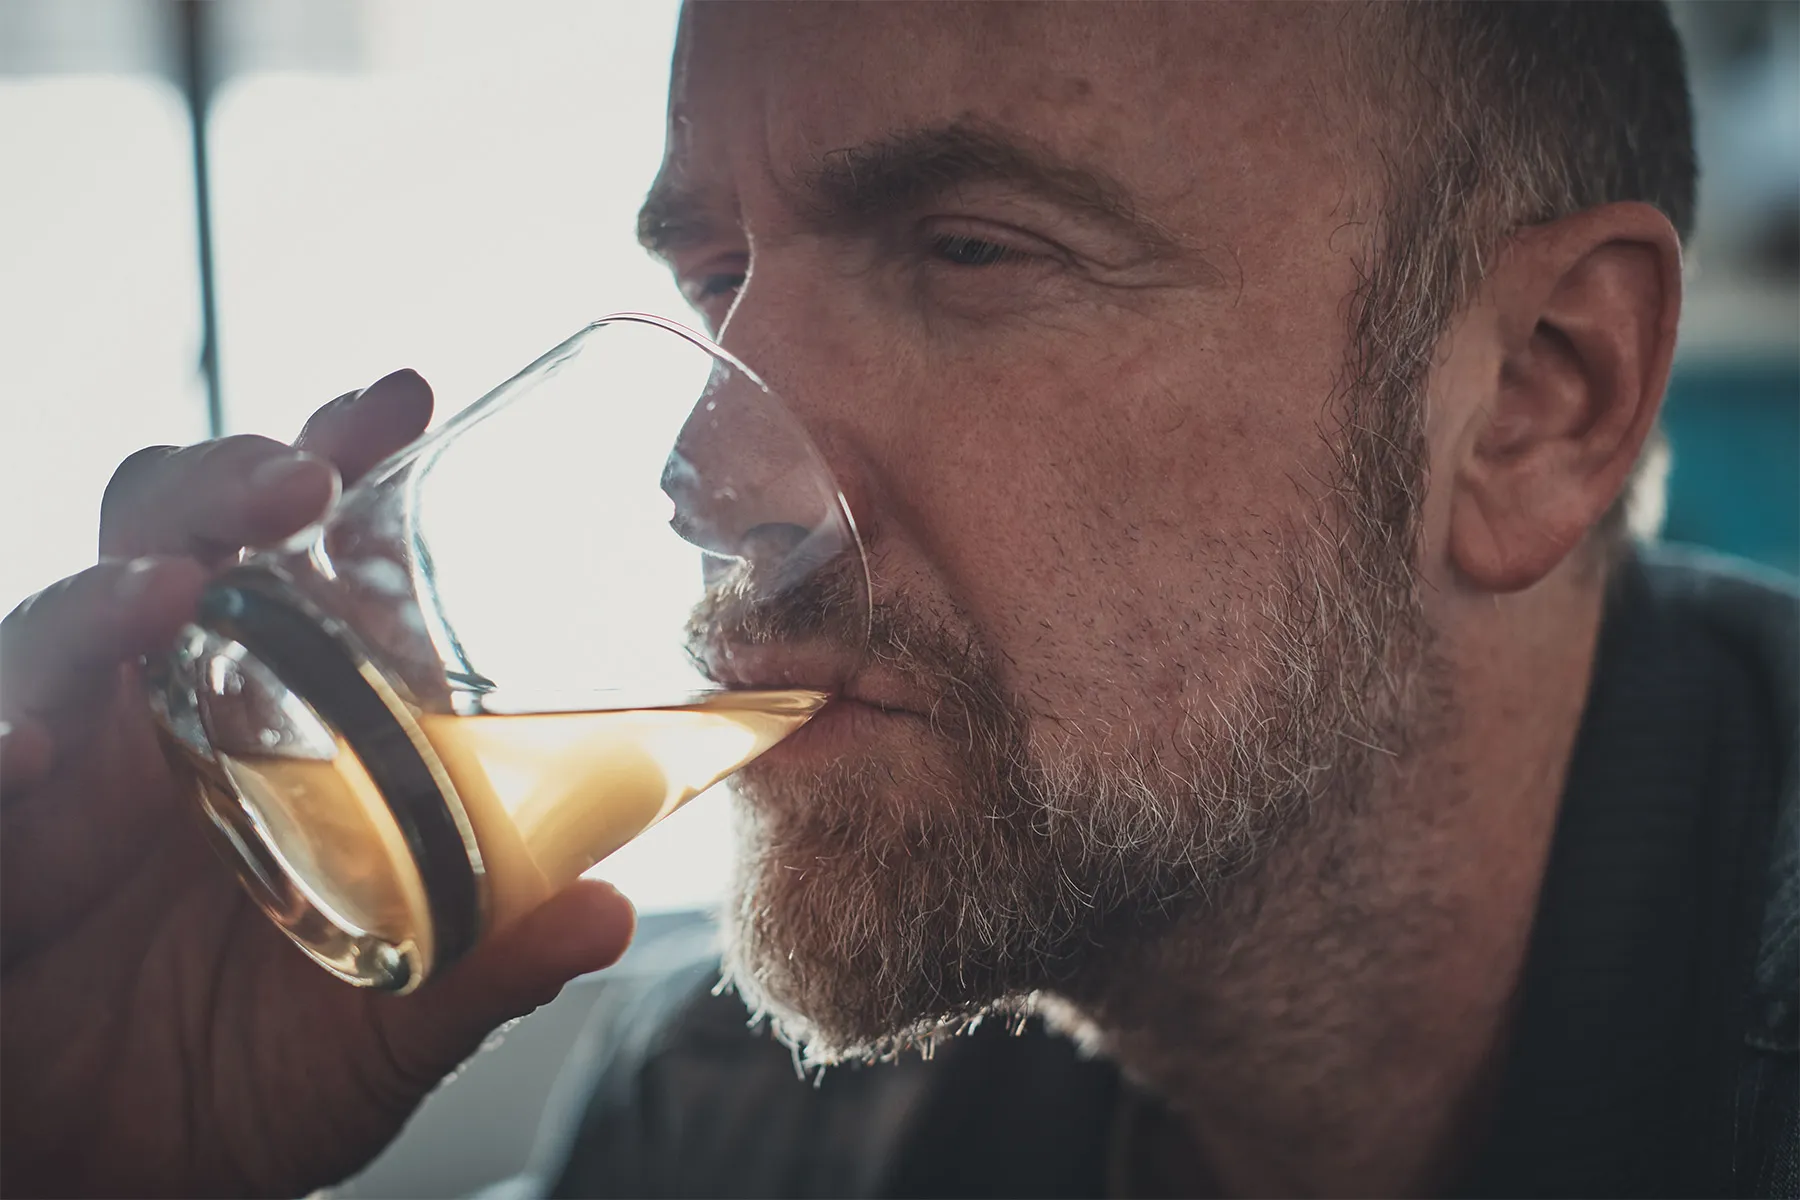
[541, 547, 1798, 1198]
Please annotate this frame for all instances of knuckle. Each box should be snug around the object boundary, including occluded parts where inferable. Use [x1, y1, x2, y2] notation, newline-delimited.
[2, 566, 89, 639]
[3, 583, 45, 630]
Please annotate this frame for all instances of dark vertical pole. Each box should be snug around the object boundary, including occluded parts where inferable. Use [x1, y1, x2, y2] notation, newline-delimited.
[176, 1, 224, 437]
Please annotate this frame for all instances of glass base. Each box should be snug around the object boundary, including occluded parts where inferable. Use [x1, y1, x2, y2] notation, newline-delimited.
[187, 754, 424, 992]
[147, 565, 487, 992]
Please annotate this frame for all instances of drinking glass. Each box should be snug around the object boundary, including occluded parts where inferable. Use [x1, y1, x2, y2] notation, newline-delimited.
[147, 314, 869, 993]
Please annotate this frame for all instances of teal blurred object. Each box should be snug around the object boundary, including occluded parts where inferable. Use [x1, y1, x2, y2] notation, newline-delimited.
[1659, 360, 1800, 576]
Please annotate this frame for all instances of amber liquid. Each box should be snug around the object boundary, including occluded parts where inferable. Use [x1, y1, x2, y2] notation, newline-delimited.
[212, 690, 825, 966]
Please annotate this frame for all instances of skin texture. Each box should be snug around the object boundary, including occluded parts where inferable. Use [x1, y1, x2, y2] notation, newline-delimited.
[652, 4, 1681, 1196]
[0, 3, 1681, 1196]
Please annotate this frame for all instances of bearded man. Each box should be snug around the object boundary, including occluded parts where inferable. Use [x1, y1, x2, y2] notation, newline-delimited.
[1, 2, 1793, 1198]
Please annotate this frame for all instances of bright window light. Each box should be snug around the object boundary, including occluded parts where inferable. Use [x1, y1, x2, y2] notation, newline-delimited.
[207, 0, 727, 914]
[0, 75, 207, 616]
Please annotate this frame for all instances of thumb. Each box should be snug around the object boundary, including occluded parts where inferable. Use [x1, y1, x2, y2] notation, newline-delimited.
[371, 878, 636, 1087]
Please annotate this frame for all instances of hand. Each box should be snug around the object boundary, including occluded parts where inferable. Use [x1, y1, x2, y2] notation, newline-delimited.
[0, 371, 637, 1198]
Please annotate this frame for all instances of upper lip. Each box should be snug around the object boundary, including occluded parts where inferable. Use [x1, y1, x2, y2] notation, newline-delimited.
[700, 641, 926, 716]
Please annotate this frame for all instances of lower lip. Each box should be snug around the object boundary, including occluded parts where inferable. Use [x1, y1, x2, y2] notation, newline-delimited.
[769, 697, 921, 758]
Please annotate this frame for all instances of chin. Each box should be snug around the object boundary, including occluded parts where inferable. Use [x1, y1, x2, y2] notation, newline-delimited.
[714, 735, 1206, 1066]
[715, 748, 1028, 1063]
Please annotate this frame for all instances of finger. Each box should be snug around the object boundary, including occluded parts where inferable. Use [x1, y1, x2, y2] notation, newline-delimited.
[297, 368, 434, 486]
[1, 557, 208, 731]
[0, 684, 197, 967]
[372, 879, 636, 1088]
[100, 436, 339, 564]
[0, 717, 53, 802]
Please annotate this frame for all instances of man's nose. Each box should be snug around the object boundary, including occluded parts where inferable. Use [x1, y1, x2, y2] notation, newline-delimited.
[660, 363, 856, 580]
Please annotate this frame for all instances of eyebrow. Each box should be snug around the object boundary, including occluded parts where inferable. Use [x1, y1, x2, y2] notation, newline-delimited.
[637, 119, 1187, 262]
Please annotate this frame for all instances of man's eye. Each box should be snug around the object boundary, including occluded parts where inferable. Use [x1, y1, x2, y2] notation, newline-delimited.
[930, 233, 1028, 267]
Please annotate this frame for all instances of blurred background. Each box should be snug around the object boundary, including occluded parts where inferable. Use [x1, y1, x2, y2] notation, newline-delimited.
[1, 1, 1795, 1195]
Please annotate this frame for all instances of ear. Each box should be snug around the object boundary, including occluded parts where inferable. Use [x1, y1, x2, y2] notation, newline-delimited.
[1449, 202, 1682, 593]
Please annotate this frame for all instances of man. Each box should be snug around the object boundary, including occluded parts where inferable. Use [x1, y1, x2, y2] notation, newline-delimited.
[0, 2, 1793, 1197]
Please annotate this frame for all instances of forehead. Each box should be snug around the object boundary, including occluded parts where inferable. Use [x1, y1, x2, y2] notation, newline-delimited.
[666, 1, 1369, 225]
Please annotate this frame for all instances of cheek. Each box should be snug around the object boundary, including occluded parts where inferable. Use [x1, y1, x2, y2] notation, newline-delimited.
[883, 326, 1340, 729]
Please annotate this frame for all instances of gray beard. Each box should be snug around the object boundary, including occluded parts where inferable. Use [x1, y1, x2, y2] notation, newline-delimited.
[715, 523, 1431, 1068]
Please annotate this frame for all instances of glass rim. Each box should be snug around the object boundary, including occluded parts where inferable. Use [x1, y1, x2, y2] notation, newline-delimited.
[332, 311, 874, 664]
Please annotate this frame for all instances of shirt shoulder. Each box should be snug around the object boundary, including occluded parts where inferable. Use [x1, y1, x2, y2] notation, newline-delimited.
[1637, 547, 1797, 1195]
[1636, 546, 1796, 1033]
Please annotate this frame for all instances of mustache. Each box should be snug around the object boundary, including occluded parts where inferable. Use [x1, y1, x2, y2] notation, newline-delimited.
[685, 552, 868, 656]
[685, 552, 1016, 733]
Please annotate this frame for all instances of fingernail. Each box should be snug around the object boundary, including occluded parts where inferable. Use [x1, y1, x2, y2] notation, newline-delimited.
[248, 452, 326, 491]
[0, 720, 14, 740]
[366, 367, 424, 394]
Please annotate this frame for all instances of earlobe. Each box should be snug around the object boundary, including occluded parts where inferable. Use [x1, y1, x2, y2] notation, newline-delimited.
[1449, 202, 1682, 594]
[1452, 457, 1593, 593]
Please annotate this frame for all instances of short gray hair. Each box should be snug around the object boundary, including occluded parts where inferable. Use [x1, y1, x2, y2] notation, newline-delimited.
[1344, 0, 1694, 557]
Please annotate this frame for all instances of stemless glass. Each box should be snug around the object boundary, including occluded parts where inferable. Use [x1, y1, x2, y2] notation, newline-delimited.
[147, 314, 869, 993]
